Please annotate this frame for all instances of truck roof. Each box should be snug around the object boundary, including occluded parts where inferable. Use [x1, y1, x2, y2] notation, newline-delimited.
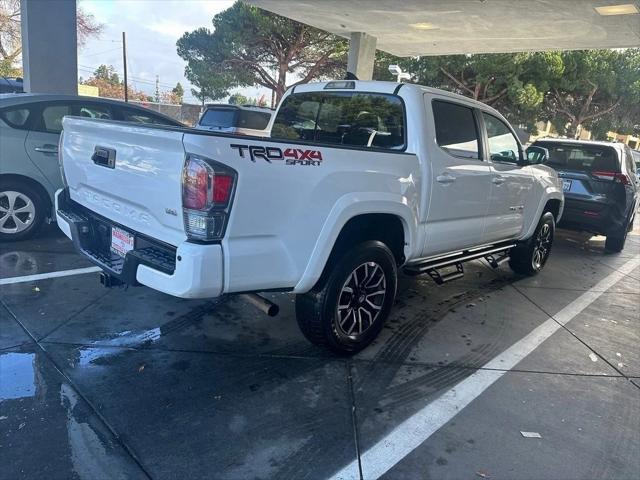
[290, 80, 504, 116]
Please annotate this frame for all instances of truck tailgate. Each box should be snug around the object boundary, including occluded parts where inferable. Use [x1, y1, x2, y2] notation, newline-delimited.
[61, 117, 187, 246]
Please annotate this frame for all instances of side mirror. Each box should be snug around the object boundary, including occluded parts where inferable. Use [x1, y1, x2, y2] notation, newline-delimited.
[525, 146, 549, 165]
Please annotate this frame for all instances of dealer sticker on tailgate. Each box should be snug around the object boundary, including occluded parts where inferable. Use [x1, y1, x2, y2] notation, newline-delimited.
[111, 226, 134, 257]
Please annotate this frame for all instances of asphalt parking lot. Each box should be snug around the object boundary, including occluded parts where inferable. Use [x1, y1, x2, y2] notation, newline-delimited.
[1, 223, 639, 480]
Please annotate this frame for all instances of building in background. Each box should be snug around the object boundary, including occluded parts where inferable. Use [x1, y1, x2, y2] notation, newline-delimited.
[607, 132, 639, 149]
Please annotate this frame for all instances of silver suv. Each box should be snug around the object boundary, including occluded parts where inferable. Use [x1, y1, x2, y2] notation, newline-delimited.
[0, 94, 183, 241]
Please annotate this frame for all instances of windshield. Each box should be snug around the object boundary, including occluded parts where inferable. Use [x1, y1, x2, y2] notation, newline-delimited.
[534, 141, 620, 173]
[199, 108, 237, 128]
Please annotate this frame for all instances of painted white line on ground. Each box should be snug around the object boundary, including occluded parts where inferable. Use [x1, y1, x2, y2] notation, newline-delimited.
[0, 266, 102, 286]
[330, 255, 640, 480]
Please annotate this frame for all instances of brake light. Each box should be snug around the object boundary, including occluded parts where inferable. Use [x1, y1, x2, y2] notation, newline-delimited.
[213, 175, 234, 204]
[592, 171, 630, 185]
[182, 154, 237, 241]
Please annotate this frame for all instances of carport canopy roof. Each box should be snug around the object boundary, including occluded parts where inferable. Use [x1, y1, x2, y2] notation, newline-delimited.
[247, 0, 640, 56]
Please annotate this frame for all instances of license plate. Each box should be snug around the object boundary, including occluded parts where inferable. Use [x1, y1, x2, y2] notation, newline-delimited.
[110, 226, 134, 258]
[562, 179, 572, 192]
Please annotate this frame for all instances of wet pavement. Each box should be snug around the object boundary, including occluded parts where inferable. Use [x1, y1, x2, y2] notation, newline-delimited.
[1, 224, 639, 480]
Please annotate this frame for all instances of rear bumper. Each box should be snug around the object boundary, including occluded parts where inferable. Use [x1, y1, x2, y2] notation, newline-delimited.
[55, 189, 223, 299]
[558, 197, 628, 235]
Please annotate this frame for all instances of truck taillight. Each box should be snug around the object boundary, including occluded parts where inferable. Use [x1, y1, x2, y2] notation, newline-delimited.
[58, 131, 68, 188]
[182, 154, 237, 241]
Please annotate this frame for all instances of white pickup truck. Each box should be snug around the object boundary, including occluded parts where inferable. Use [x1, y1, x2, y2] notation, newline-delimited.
[56, 80, 563, 353]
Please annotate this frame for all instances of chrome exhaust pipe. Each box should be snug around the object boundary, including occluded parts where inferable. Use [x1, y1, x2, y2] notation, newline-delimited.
[239, 293, 279, 317]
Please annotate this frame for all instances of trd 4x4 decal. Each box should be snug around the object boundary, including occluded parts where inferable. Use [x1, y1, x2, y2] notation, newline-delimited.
[230, 144, 323, 166]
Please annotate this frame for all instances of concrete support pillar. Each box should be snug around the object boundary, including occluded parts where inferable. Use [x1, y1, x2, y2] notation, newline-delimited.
[21, 0, 78, 94]
[347, 32, 377, 80]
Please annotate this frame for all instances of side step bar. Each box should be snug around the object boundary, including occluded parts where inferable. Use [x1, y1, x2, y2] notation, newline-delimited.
[403, 242, 516, 285]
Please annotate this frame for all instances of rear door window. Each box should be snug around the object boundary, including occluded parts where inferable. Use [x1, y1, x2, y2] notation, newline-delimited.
[199, 108, 237, 128]
[432, 100, 480, 159]
[534, 142, 620, 172]
[623, 147, 636, 175]
[41, 104, 73, 134]
[271, 92, 405, 150]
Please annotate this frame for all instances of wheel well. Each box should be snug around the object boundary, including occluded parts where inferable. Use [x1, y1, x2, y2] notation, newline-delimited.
[0, 174, 52, 212]
[543, 199, 561, 221]
[328, 214, 406, 268]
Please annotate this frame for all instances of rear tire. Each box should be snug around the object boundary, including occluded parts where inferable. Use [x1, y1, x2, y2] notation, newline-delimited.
[509, 212, 555, 276]
[605, 212, 634, 253]
[605, 229, 627, 253]
[295, 240, 397, 355]
[0, 180, 46, 242]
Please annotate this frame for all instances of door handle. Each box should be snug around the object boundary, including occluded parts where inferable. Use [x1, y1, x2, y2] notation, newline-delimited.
[34, 145, 58, 154]
[492, 175, 506, 185]
[436, 173, 456, 184]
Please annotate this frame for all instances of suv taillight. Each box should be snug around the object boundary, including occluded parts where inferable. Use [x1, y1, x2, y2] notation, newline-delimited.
[592, 171, 630, 185]
[182, 154, 237, 241]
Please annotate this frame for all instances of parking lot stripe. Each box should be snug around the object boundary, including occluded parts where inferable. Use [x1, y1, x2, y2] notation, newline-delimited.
[329, 255, 640, 480]
[0, 266, 102, 286]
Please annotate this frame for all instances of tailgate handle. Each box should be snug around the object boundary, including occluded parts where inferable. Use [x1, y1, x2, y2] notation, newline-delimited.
[92, 146, 116, 169]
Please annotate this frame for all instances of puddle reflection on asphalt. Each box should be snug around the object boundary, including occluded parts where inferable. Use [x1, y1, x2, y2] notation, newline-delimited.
[0, 352, 36, 400]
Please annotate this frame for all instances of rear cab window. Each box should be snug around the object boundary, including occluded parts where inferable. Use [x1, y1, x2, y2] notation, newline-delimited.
[534, 142, 620, 173]
[271, 91, 405, 150]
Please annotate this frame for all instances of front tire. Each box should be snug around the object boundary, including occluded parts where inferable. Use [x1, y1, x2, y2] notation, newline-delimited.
[0, 180, 46, 242]
[295, 240, 398, 355]
[509, 211, 555, 276]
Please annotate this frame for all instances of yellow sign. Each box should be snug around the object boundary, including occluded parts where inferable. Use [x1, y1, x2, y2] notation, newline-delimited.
[78, 84, 99, 97]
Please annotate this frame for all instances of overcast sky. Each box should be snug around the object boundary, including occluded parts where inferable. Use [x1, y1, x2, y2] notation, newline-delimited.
[78, 0, 271, 104]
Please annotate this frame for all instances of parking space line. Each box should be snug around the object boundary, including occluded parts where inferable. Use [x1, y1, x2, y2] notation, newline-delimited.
[329, 255, 640, 480]
[0, 266, 102, 286]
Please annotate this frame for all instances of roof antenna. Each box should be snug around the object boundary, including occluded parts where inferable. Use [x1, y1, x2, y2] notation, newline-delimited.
[344, 71, 359, 80]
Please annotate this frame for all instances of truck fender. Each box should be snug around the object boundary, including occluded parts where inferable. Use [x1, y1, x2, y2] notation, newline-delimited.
[521, 186, 564, 241]
[293, 192, 417, 293]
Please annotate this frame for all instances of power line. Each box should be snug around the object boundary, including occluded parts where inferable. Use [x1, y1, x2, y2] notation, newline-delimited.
[78, 65, 178, 89]
[80, 47, 122, 58]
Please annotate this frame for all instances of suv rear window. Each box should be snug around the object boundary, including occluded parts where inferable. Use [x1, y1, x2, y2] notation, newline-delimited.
[237, 110, 271, 130]
[534, 142, 620, 172]
[199, 108, 236, 128]
[271, 92, 405, 150]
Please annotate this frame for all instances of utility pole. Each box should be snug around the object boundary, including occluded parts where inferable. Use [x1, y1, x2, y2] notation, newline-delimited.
[155, 75, 160, 103]
[122, 32, 128, 102]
